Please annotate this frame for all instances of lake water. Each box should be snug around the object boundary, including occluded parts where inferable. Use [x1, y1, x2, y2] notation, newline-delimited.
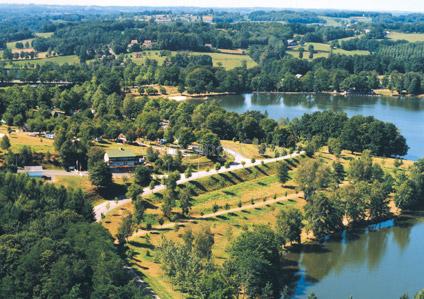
[213, 93, 424, 161]
[286, 214, 424, 299]
[214, 93, 424, 298]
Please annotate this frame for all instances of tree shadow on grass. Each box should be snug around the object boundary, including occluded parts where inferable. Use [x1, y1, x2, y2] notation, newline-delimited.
[254, 165, 268, 176]
[188, 180, 207, 193]
[129, 240, 155, 250]
[218, 172, 237, 184]
[222, 190, 236, 196]
[229, 171, 244, 183]
[98, 183, 127, 200]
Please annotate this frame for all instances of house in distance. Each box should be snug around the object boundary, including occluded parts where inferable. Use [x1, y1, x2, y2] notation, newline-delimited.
[104, 148, 143, 171]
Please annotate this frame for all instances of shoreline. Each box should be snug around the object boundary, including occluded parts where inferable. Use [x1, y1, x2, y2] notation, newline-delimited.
[253, 90, 424, 99]
[167, 90, 424, 101]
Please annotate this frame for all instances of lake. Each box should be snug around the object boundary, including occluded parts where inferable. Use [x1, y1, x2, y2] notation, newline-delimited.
[214, 93, 424, 298]
[213, 93, 424, 161]
[286, 214, 424, 299]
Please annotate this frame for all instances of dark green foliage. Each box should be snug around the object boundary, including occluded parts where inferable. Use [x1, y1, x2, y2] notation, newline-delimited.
[276, 208, 303, 244]
[0, 173, 144, 298]
[157, 228, 236, 297]
[179, 188, 193, 217]
[0, 135, 11, 150]
[305, 192, 343, 241]
[89, 161, 113, 190]
[341, 115, 408, 157]
[134, 165, 152, 187]
[117, 215, 133, 244]
[226, 226, 284, 298]
[277, 161, 290, 184]
[394, 159, 424, 209]
[348, 151, 385, 182]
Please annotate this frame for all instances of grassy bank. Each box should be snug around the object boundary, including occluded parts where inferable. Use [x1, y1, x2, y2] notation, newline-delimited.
[100, 147, 413, 298]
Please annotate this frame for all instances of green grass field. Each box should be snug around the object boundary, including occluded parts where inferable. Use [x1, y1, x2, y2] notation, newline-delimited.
[5, 32, 52, 50]
[387, 31, 424, 42]
[288, 42, 369, 60]
[11, 55, 79, 65]
[6, 38, 35, 50]
[132, 50, 257, 70]
[35, 32, 53, 38]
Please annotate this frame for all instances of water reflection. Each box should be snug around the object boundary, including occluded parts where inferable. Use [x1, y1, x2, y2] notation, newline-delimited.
[214, 93, 424, 160]
[285, 215, 422, 299]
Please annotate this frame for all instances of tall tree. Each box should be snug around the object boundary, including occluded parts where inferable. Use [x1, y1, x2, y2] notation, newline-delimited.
[276, 208, 303, 245]
[305, 192, 343, 240]
[89, 161, 112, 190]
[277, 161, 290, 185]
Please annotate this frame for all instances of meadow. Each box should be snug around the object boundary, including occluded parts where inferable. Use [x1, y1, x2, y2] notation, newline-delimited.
[11, 55, 79, 66]
[288, 42, 369, 60]
[387, 31, 424, 42]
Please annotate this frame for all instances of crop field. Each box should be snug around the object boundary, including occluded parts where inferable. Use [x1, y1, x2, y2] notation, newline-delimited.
[131, 50, 257, 70]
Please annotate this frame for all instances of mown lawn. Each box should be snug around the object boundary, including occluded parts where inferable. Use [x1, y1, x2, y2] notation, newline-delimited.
[131, 50, 257, 70]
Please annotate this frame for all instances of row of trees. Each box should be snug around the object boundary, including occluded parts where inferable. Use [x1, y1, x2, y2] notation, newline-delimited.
[291, 111, 408, 157]
[293, 151, 424, 240]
